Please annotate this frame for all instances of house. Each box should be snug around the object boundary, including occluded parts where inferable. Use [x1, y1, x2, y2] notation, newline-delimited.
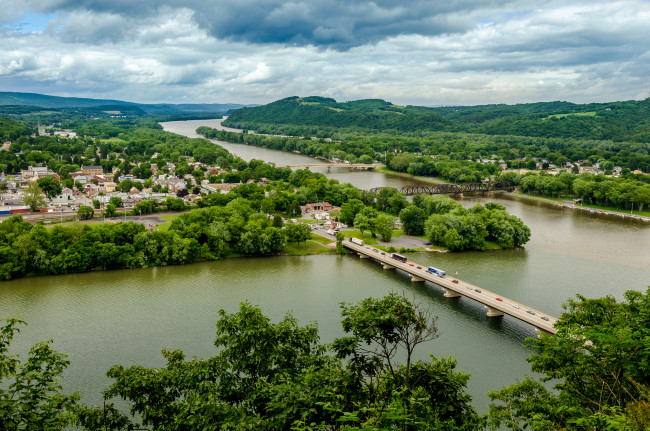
[301, 202, 332, 213]
[314, 212, 330, 220]
[104, 182, 117, 192]
[81, 165, 103, 176]
[202, 183, 239, 194]
[59, 188, 74, 200]
[579, 166, 600, 174]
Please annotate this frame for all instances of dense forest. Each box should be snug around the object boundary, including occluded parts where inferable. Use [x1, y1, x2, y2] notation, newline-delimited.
[225, 96, 650, 142]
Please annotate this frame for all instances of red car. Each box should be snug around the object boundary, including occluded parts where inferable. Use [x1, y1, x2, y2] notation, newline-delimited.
[409, 263, 414, 266]
[495, 298, 503, 301]
[452, 280, 459, 284]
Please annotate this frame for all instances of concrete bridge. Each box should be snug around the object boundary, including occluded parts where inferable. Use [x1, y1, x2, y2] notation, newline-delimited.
[277, 163, 380, 172]
[342, 240, 558, 335]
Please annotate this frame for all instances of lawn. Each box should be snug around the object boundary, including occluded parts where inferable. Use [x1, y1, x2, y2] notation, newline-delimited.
[157, 214, 180, 231]
[546, 111, 597, 119]
[296, 218, 320, 224]
[284, 234, 333, 254]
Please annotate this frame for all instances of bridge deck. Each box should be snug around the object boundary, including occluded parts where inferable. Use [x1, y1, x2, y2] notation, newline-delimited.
[342, 241, 558, 334]
[278, 163, 379, 168]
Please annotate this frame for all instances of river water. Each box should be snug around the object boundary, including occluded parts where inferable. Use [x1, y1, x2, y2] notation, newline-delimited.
[1, 120, 648, 416]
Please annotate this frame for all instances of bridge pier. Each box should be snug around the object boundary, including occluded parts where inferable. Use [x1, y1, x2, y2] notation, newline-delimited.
[382, 263, 396, 269]
[358, 253, 370, 259]
[442, 288, 461, 298]
[484, 305, 504, 317]
[411, 274, 425, 282]
[327, 166, 331, 173]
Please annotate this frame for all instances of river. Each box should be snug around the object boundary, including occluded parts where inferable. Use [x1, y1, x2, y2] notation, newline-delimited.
[0, 119, 648, 417]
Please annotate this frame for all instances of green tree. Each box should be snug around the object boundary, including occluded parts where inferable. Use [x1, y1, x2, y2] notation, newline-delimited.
[488, 288, 650, 431]
[375, 213, 395, 242]
[109, 196, 123, 208]
[77, 206, 94, 220]
[339, 199, 365, 226]
[286, 222, 312, 248]
[36, 175, 62, 199]
[331, 293, 484, 430]
[92, 199, 100, 209]
[335, 231, 345, 253]
[0, 318, 79, 430]
[103, 203, 116, 218]
[22, 182, 47, 212]
[399, 205, 426, 236]
[353, 212, 371, 238]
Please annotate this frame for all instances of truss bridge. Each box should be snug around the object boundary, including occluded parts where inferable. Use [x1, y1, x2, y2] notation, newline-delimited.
[370, 181, 515, 195]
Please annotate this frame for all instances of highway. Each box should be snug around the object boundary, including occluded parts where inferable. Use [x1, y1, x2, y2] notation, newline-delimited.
[340, 239, 558, 334]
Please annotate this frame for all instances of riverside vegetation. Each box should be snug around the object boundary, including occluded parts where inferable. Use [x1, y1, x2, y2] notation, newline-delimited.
[2, 289, 649, 430]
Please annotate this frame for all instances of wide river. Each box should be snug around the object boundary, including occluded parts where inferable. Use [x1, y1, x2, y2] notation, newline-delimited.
[1, 119, 648, 416]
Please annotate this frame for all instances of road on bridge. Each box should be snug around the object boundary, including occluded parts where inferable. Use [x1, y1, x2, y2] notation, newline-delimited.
[313, 227, 558, 334]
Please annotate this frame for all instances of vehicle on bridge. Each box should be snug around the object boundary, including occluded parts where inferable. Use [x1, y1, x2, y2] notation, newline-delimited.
[392, 253, 407, 263]
[427, 266, 446, 277]
[350, 237, 364, 246]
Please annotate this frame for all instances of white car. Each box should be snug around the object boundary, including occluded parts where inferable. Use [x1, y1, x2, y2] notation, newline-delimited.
[512, 304, 520, 309]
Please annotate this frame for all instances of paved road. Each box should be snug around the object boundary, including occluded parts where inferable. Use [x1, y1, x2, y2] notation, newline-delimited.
[342, 240, 558, 334]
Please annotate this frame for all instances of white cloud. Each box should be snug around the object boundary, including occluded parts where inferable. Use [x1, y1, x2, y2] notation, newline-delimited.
[0, 0, 648, 105]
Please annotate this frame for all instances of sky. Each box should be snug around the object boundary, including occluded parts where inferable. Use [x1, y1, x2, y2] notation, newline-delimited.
[0, 0, 649, 107]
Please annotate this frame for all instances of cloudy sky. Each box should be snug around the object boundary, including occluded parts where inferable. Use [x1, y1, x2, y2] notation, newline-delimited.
[1, 0, 649, 106]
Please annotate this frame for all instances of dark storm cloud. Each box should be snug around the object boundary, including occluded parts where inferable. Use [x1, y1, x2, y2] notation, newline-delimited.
[14, 0, 516, 48]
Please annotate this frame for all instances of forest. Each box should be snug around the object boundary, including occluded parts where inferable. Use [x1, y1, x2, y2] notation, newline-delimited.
[225, 96, 650, 142]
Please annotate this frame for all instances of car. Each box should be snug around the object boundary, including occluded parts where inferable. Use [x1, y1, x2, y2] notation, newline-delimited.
[417, 266, 422, 269]
[452, 280, 459, 284]
[474, 289, 481, 293]
[540, 316, 549, 321]
[512, 304, 520, 309]
[495, 298, 503, 301]
[409, 263, 414, 267]
[381, 252, 385, 255]
[373, 249, 378, 253]
[466, 286, 473, 290]
[526, 310, 536, 315]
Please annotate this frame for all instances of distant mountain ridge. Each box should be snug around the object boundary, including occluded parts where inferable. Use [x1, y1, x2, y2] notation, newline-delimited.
[0, 92, 256, 114]
[224, 96, 650, 142]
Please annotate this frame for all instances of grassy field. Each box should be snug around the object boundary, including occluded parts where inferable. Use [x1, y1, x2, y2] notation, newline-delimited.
[284, 233, 333, 254]
[546, 111, 597, 119]
[296, 218, 320, 224]
[157, 214, 180, 231]
[99, 137, 128, 144]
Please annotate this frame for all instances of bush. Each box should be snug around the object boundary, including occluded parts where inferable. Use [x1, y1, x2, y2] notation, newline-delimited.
[77, 205, 94, 220]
